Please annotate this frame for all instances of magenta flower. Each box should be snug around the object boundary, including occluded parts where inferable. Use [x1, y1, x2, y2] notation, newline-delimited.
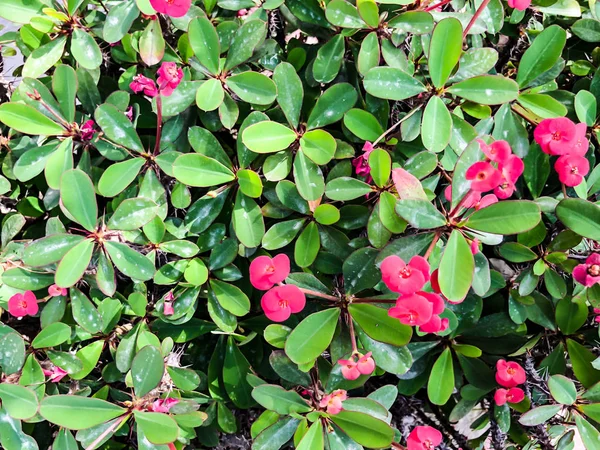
[573, 254, 600, 287]
[8, 291, 38, 317]
[130, 74, 159, 97]
[496, 359, 526, 388]
[249, 254, 290, 290]
[43, 366, 68, 383]
[380, 255, 431, 295]
[555, 154, 589, 187]
[494, 387, 525, 405]
[534, 117, 578, 155]
[407, 426, 443, 450]
[466, 161, 502, 192]
[149, 0, 191, 17]
[260, 285, 306, 322]
[156, 62, 183, 97]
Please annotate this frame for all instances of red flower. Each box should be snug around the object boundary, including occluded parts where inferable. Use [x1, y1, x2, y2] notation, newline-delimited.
[419, 314, 449, 334]
[466, 161, 502, 192]
[389, 291, 443, 326]
[130, 74, 158, 97]
[80, 120, 96, 141]
[430, 269, 441, 294]
[470, 238, 480, 255]
[496, 359, 526, 388]
[48, 284, 67, 297]
[352, 142, 374, 178]
[573, 253, 600, 287]
[163, 301, 174, 316]
[380, 255, 430, 295]
[479, 139, 511, 163]
[494, 387, 525, 405]
[407, 426, 443, 450]
[444, 185, 481, 209]
[149, 0, 191, 17]
[338, 356, 360, 380]
[534, 118, 577, 155]
[157, 62, 184, 97]
[476, 194, 498, 210]
[250, 254, 290, 290]
[260, 285, 305, 322]
[43, 366, 68, 383]
[555, 154, 589, 187]
[571, 123, 589, 156]
[494, 155, 524, 199]
[319, 390, 346, 415]
[150, 398, 179, 413]
[8, 291, 38, 317]
[357, 352, 375, 375]
[507, 0, 530, 9]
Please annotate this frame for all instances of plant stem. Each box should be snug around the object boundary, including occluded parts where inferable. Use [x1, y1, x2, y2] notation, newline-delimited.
[424, 0, 452, 11]
[449, 188, 473, 218]
[297, 287, 339, 302]
[347, 311, 358, 353]
[424, 231, 442, 259]
[351, 298, 396, 303]
[153, 95, 163, 155]
[373, 106, 422, 146]
[463, 0, 491, 38]
[561, 183, 568, 198]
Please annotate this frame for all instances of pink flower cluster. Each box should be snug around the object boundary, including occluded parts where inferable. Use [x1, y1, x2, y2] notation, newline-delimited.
[507, 0, 530, 10]
[319, 389, 347, 415]
[381, 255, 448, 334]
[250, 254, 306, 322]
[407, 426, 443, 450]
[444, 184, 498, 212]
[494, 359, 526, 406]
[338, 352, 375, 380]
[573, 254, 600, 288]
[149, 397, 178, 413]
[534, 117, 590, 187]
[43, 365, 68, 383]
[130, 62, 183, 98]
[80, 119, 96, 141]
[149, 0, 191, 17]
[352, 142, 374, 180]
[466, 139, 524, 199]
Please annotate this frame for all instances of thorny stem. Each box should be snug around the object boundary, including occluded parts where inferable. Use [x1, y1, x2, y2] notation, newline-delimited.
[424, 231, 442, 259]
[463, 0, 491, 38]
[373, 106, 422, 146]
[347, 310, 358, 353]
[35, 96, 71, 129]
[153, 95, 163, 155]
[423, 0, 453, 11]
[297, 287, 339, 302]
[449, 188, 474, 218]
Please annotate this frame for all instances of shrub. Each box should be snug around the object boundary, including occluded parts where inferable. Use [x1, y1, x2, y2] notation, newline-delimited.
[0, 0, 599, 449]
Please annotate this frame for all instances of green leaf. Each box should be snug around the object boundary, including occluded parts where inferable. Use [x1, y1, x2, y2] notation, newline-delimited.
[70, 288, 103, 333]
[297, 421, 324, 450]
[251, 384, 311, 415]
[465, 200, 541, 234]
[224, 19, 266, 71]
[519, 404, 562, 426]
[313, 34, 345, 84]
[196, 78, 224, 111]
[575, 90, 597, 126]
[139, 18, 165, 66]
[232, 190, 264, 248]
[53, 238, 94, 287]
[285, 309, 341, 365]
[358, 31, 380, 76]
[363, 67, 427, 101]
[133, 411, 178, 444]
[22, 36, 67, 78]
[173, 153, 235, 187]
[273, 62, 303, 129]
[132, 345, 164, 397]
[517, 93, 567, 118]
[517, 25, 566, 88]
[0, 384, 38, 420]
[343, 108, 384, 142]
[555, 198, 600, 241]
[0, 0, 43, 23]
[307, 83, 358, 130]
[293, 151, 325, 201]
[237, 169, 263, 198]
[210, 279, 251, 316]
[262, 219, 306, 250]
[576, 415, 600, 450]
[429, 18, 463, 88]
[95, 103, 144, 152]
[421, 96, 451, 152]
[40, 395, 126, 430]
[326, 177, 372, 201]
[556, 296, 587, 335]
[31, 322, 71, 349]
[253, 417, 300, 450]
[300, 129, 336, 165]
[104, 241, 155, 281]
[343, 247, 380, 294]
[548, 375, 577, 405]
[103, 0, 139, 43]
[226, 72, 277, 105]
[189, 16, 221, 75]
[70, 29, 102, 70]
[349, 303, 412, 346]
[242, 121, 297, 153]
[427, 348, 454, 405]
[294, 221, 320, 267]
[108, 197, 157, 231]
[439, 230, 474, 303]
[223, 336, 254, 408]
[0, 103, 65, 136]
[60, 169, 97, 232]
[326, 0, 366, 28]
[368, 149, 391, 188]
[395, 199, 447, 229]
[447, 75, 519, 105]
[567, 339, 600, 388]
[329, 411, 394, 448]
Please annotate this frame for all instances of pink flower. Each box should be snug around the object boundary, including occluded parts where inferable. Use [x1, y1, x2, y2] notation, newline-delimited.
[507, 0, 530, 10]
[444, 185, 481, 209]
[8, 291, 38, 317]
[573, 254, 600, 287]
[389, 292, 442, 326]
[470, 238, 480, 255]
[356, 352, 375, 375]
[476, 193, 499, 210]
[48, 284, 67, 297]
[250, 254, 290, 290]
[338, 356, 360, 380]
[80, 120, 96, 141]
[494, 387, 525, 406]
[494, 155, 524, 199]
[352, 142, 375, 178]
[466, 161, 502, 192]
[149, 0, 191, 17]
[125, 107, 134, 121]
[130, 74, 158, 97]
[496, 359, 526, 388]
[534, 118, 577, 155]
[156, 62, 183, 97]
[419, 314, 449, 334]
[319, 390, 347, 415]
[555, 154, 589, 187]
[571, 123, 589, 156]
[479, 139, 511, 163]
[260, 285, 306, 322]
[43, 366, 68, 383]
[150, 398, 179, 413]
[407, 426, 443, 450]
[380, 255, 430, 295]
[163, 302, 174, 316]
[430, 269, 441, 294]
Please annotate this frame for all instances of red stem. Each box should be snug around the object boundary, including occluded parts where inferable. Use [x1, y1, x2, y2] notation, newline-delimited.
[463, 0, 491, 38]
[561, 183, 568, 198]
[153, 95, 163, 155]
[347, 311, 358, 353]
[424, 231, 442, 259]
[424, 0, 452, 11]
[297, 287, 339, 302]
[449, 188, 473, 218]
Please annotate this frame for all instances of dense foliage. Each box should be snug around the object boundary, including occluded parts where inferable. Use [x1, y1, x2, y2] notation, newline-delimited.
[0, 0, 600, 448]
